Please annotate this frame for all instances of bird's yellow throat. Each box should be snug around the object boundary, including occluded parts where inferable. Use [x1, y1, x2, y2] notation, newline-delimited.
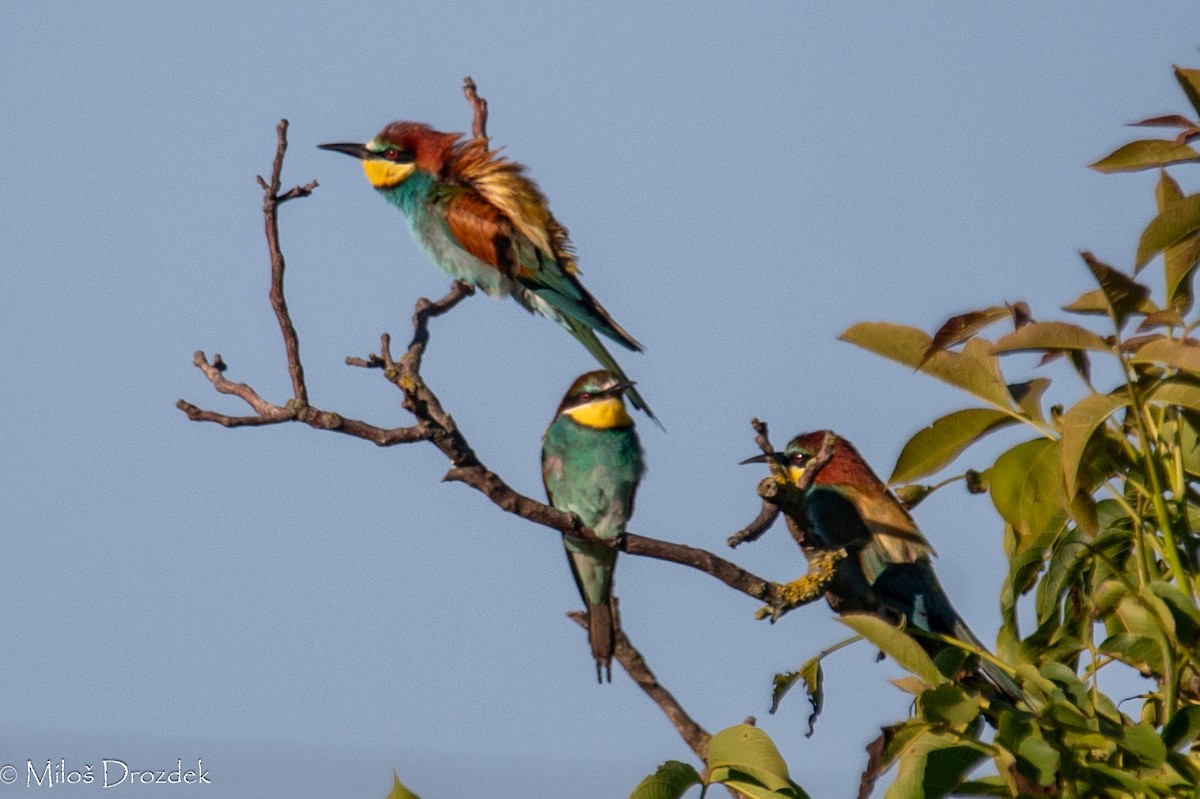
[564, 397, 633, 429]
[362, 159, 415, 188]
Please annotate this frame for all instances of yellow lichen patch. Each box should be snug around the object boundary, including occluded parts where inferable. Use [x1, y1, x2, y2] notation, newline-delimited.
[363, 159, 415, 188]
[564, 396, 632, 429]
[755, 549, 847, 619]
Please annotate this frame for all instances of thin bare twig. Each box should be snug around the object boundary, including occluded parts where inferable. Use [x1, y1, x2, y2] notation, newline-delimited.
[569, 611, 711, 760]
[463, 77, 489, 145]
[798, 431, 838, 492]
[728, 503, 781, 548]
[751, 418, 777, 464]
[728, 418, 783, 548]
[258, 119, 315, 405]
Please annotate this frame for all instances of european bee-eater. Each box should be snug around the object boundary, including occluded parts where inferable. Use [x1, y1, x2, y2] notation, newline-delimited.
[319, 123, 655, 423]
[744, 431, 1024, 703]
[542, 370, 644, 682]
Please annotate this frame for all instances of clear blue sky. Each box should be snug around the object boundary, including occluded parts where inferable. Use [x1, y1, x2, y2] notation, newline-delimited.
[2, 3, 1197, 797]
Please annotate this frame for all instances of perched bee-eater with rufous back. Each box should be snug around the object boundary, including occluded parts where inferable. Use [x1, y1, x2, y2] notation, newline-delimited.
[319, 122, 655, 422]
[744, 430, 1025, 703]
[542, 370, 644, 682]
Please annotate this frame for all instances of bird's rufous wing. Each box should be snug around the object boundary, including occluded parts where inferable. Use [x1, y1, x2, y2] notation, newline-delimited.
[440, 189, 523, 278]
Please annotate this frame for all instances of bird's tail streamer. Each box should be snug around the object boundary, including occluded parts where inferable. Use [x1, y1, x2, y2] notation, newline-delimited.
[951, 617, 1029, 706]
[566, 321, 660, 428]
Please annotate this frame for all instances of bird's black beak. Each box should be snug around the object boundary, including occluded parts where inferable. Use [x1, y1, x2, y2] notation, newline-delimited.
[740, 452, 785, 466]
[318, 142, 370, 160]
[609, 379, 637, 396]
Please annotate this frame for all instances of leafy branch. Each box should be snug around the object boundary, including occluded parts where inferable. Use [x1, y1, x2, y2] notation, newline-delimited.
[823, 64, 1200, 797]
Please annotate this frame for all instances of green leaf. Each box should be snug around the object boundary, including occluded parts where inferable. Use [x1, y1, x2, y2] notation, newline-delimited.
[1080, 251, 1154, 328]
[1148, 377, 1200, 414]
[840, 323, 1013, 408]
[1176, 65, 1200, 118]
[1008, 378, 1051, 422]
[1062, 288, 1117, 314]
[1131, 337, 1200, 375]
[891, 676, 931, 696]
[1149, 580, 1200, 641]
[1059, 392, 1129, 496]
[770, 656, 823, 735]
[989, 439, 1068, 546]
[1130, 113, 1200, 129]
[920, 307, 1015, 366]
[1138, 307, 1186, 330]
[889, 408, 1017, 484]
[386, 770, 423, 799]
[1039, 662, 1091, 712]
[953, 776, 1010, 796]
[1153, 170, 1200, 308]
[1136, 193, 1200, 269]
[1089, 138, 1200, 173]
[1081, 763, 1152, 794]
[840, 614, 943, 686]
[1145, 752, 1200, 794]
[1120, 722, 1168, 767]
[1118, 587, 1176, 638]
[1036, 526, 1098, 625]
[918, 683, 981, 731]
[861, 722, 931, 799]
[1098, 587, 1175, 679]
[886, 732, 989, 799]
[706, 725, 793, 789]
[1007, 535, 1051, 601]
[627, 761, 701, 799]
[707, 766, 809, 799]
[992, 321, 1111, 354]
[1161, 705, 1200, 751]
[1158, 167, 1185, 209]
[1015, 734, 1059, 787]
[1165, 410, 1200, 477]
[1166, 232, 1200, 310]
[770, 668, 800, 715]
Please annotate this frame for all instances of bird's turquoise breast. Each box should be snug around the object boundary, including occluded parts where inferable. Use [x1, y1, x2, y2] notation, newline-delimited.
[542, 417, 642, 539]
[379, 175, 513, 297]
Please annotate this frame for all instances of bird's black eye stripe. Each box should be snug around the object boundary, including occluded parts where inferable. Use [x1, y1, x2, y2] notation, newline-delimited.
[381, 147, 415, 163]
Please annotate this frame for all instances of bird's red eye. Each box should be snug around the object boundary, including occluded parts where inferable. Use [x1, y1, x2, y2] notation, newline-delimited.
[384, 149, 399, 160]
[578, 392, 592, 402]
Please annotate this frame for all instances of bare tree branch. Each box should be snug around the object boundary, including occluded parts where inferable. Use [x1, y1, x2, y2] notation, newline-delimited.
[179, 86, 823, 781]
[258, 119, 316, 405]
[463, 76, 489, 145]
[569, 611, 711, 760]
[728, 418, 782, 548]
[728, 502, 781, 549]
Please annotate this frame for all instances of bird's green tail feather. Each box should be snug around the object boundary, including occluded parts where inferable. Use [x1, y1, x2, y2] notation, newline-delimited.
[566, 321, 660, 428]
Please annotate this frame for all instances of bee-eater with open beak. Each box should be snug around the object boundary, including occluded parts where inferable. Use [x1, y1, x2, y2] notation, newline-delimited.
[319, 123, 655, 423]
[542, 370, 644, 682]
[744, 431, 1024, 703]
